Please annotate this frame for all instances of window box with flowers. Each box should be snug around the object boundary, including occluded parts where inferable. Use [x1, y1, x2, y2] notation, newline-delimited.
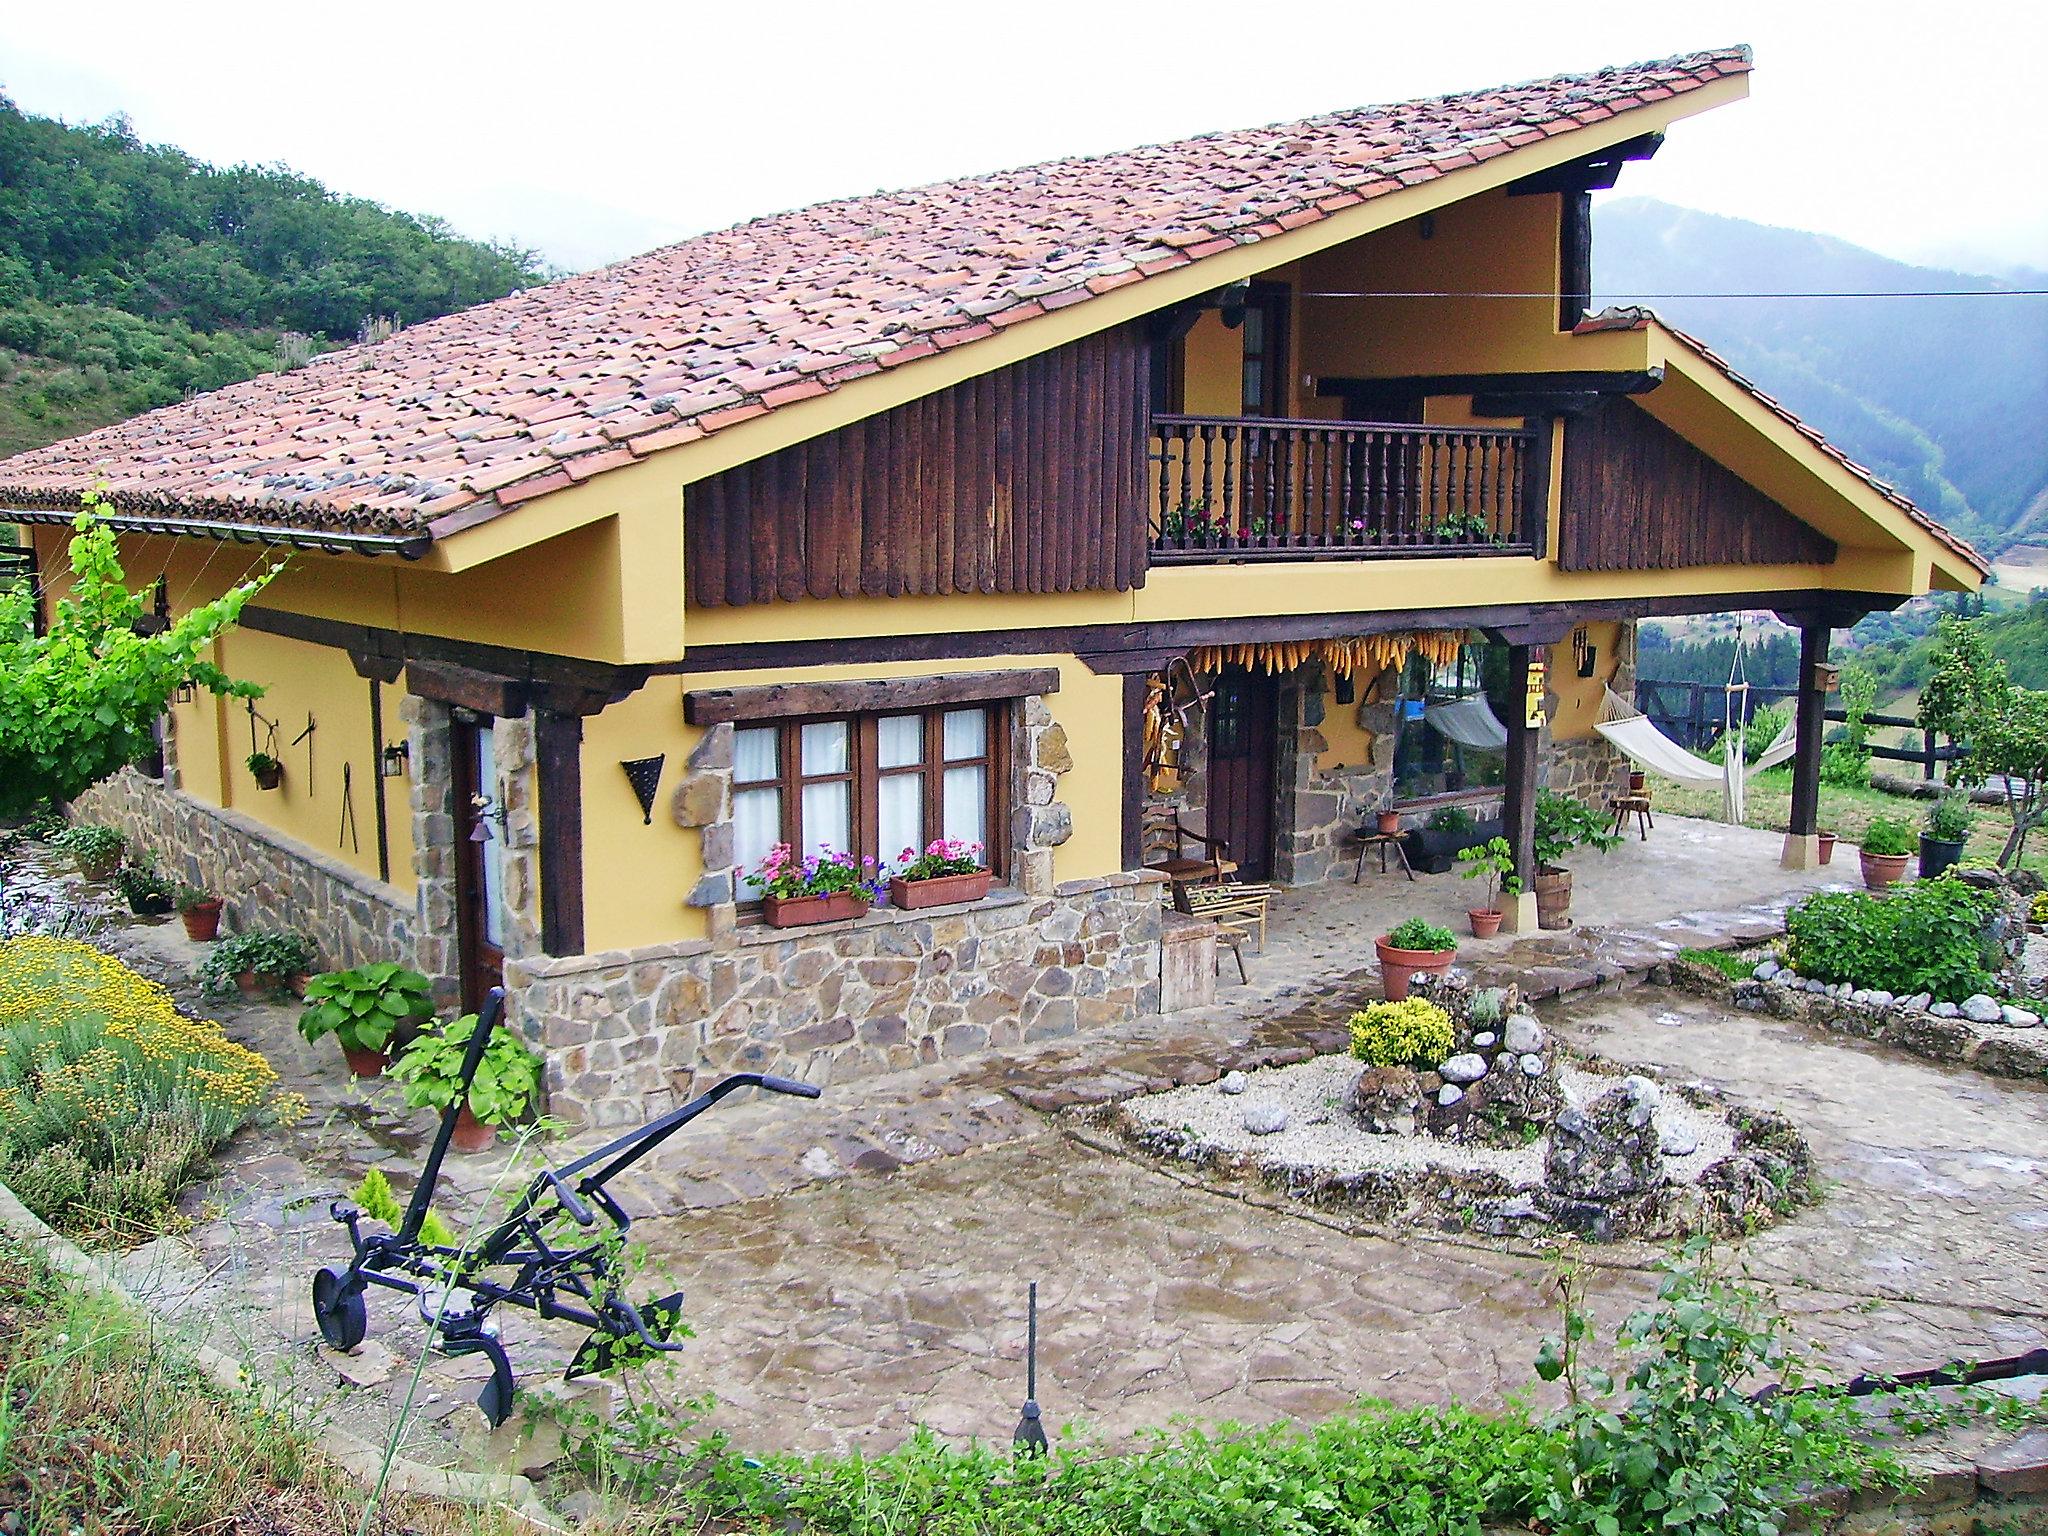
[747, 843, 881, 928]
[887, 838, 993, 910]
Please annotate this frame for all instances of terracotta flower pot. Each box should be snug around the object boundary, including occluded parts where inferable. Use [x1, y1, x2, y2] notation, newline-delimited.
[451, 1103, 497, 1153]
[1628, 770, 1647, 793]
[1376, 811, 1402, 836]
[237, 968, 283, 1001]
[180, 900, 223, 941]
[1533, 868, 1573, 930]
[887, 869, 993, 910]
[762, 890, 870, 928]
[1816, 831, 1837, 865]
[1375, 936, 1456, 1001]
[1468, 908, 1504, 939]
[342, 1043, 390, 1078]
[1860, 850, 1910, 890]
[252, 762, 284, 790]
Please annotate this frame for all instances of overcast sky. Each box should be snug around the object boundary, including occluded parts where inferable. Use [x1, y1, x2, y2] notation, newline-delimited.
[4, 0, 2043, 278]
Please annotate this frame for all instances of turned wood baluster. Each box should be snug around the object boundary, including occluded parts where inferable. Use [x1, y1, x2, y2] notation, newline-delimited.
[1199, 423, 1216, 533]
[1175, 424, 1194, 544]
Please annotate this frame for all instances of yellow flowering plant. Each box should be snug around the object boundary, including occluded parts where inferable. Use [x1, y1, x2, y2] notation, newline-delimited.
[0, 936, 299, 1236]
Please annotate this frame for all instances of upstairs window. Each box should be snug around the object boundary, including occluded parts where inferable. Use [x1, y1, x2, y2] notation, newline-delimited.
[730, 705, 1005, 886]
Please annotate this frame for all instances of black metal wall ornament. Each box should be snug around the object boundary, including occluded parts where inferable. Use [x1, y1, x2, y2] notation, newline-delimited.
[621, 755, 665, 825]
[1012, 1280, 1049, 1456]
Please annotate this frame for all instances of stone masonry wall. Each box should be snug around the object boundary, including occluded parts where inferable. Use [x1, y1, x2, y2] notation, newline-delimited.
[73, 766, 417, 971]
[507, 871, 1165, 1130]
[1545, 623, 1638, 809]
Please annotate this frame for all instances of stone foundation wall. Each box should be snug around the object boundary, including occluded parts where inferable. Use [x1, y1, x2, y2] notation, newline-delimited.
[72, 767, 417, 971]
[508, 871, 1166, 1129]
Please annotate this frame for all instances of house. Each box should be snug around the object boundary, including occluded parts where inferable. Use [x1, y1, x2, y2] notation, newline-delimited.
[2, 46, 1983, 1130]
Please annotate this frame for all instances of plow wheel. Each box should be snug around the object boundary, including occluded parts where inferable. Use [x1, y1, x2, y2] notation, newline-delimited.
[311, 1267, 368, 1351]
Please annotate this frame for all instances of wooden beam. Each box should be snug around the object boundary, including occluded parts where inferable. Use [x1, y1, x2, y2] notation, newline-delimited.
[1786, 624, 1830, 839]
[1502, 643, 1541, 891]
[683, 666, 1062, 725]
[1559, 189, 1593, 331]
[1317, 369, 1662, 402]
[1121, 672, 1149, 870]
[1504, 132, 1664, 194]
[368, 677, 392, 884]
[534, 711, 586, 957]
[404, 659, 528, 718]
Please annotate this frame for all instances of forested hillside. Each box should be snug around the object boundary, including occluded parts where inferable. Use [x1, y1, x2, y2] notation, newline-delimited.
[1596, 197, 2048, 553]
[0, 94, 543, 459]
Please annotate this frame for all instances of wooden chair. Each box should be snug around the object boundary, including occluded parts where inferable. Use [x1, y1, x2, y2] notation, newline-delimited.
[1169, 878, 1256, 983]
[1141, 806, 1238, 888]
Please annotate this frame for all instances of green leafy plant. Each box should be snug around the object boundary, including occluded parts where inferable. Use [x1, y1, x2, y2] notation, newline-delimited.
[54, 822, 124, 869]
[113, 855, 176, 910]
[390, 1011, 543, 1127]
[244, 750, 280, 779]
[1467, 987, 1508, 1028]
[1385, 916, 1458, 953]
[1425, 805, 1477, 835]
[1785, 878, 2001, 1001]
[1917, 614, 2048, 866]
[350, 1167, 456, 1250]
[1533, 788, 1621, 871]
[1455, 835, 1523, 911]
[1530, 1245, 1906, 1536]
[1348, 998, 1455, 1068]
[1430, 509, 1494, 541]
[0, 493, 273, 817]
[1837, 661, 1878, 752]
[1680, 946, 1756, 981]
[2031, 891, 2048, 927]
[1925, 791, 1973, 843]
[174, 883, 216, 915]
[1819, 740, 1871, 787]
[1859, 814, 1914, 856]
[297, 962, 433, 1056]
[195, 929, 317, 997]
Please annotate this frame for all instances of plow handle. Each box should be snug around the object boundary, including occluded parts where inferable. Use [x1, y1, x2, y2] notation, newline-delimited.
[760, 1074, 822, 1099]
[400, 987, 505, 1242]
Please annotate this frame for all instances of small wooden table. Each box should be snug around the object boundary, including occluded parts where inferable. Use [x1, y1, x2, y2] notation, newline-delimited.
[1350, 829, 1416, 883]
[1608, 792, 1654, 841]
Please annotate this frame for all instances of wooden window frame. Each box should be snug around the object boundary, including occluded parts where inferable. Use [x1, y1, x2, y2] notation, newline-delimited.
[730, 703, 1011, 893]
[1240, 281, 1291, 417]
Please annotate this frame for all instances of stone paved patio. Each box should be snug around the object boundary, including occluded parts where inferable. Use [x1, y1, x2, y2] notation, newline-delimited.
[10, 816, 2043, 1471]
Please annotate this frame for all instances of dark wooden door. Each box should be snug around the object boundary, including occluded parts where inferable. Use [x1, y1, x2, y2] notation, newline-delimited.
[451, 713, 505, 1013]
[1206, 667, 1277, 881]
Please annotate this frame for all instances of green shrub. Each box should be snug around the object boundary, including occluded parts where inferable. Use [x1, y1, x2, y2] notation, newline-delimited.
[1385, 916, 1458, 953]
[1533, 788, 1621, 870]
[1425, 805, 1475, 834]
[1859, 814, 1914, 856]
[0, 937, 292, 1236]
[1819, 742, 1871, 787]
[113, 854, 176, 908]
[350, 1167, 457, 1250]
[1785, 878, 2000, 1001]
[1348, 998, 1455, 1068]
[1926, 791, 1973, 842]
[1467, 987, 1508, 1028]
[53, 823, 124, 865]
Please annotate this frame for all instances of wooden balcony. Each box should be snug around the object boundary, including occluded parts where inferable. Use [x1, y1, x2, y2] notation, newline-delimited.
[1149, 414, 1544, 563]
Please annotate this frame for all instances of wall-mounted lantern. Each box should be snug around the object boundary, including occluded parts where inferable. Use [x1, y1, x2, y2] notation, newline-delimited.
[380, 740, 411, 779]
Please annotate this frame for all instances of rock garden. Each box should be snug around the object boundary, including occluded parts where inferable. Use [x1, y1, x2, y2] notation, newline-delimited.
[1103, 971, 1815, 1242]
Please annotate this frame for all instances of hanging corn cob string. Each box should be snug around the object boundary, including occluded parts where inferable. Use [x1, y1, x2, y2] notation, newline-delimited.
[1184, 630, 1467, 682]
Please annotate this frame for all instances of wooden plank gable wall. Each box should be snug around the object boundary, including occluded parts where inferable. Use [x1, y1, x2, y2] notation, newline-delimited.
[1559, 397, 1837, 571]
[686, 324, 1150, 606]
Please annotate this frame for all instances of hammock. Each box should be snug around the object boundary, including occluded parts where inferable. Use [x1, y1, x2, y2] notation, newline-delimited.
[1424, 695, 1508, 753]
[1595, 688, 1796, 822]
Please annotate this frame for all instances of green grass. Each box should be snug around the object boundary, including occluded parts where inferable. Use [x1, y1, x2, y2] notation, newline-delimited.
[1679, 947, 1757, 981]
[1647, 766, 2048, 878]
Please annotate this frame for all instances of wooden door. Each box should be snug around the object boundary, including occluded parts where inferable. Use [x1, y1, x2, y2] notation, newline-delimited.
[1206, 667, 1277, 881]
[451, 713, 505, 1013]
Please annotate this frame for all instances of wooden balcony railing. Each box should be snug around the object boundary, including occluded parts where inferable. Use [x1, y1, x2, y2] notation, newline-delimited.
[1149, 414, 1544, 562]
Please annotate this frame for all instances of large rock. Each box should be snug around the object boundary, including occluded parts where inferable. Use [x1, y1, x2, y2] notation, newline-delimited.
[1961, 994, 2003, 1024]
[1440, 1053, 1488, 1084]
[1347, 1065, 1421, 1135]
[1503, 1014, 1545, 1055]
[1544, 1080, 1665, 1202]
[1242, 1102, 1288, 1136]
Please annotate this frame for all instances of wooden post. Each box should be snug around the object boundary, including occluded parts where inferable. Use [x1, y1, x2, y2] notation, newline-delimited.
[1121, 672, 1150, 870]
[534, 711, 586, 956]
[1501, 642, 1542, 932]
[1782, 623, 1830, 869]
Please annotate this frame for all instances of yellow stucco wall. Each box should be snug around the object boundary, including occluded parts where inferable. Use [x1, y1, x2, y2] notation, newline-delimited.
[1547, 620, 1628, 742]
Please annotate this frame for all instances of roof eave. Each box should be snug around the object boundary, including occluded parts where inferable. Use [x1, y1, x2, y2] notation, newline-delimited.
[3, 503, 434, 560]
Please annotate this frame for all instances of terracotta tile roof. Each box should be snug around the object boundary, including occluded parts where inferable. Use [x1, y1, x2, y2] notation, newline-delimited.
[1575, 306, 1988, 575]
[0, 47, 1752, 545]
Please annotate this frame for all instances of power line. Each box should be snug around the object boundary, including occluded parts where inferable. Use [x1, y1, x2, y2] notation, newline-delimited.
[1298, 288, 2048, 300]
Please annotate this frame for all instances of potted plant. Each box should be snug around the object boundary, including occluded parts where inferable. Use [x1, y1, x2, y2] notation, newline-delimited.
[177, 884, 224, 941]
[1454, 836, 1522, 939]
[391, 1011, 545, 1152]
[56, 823, 126, 881]
[746, 843, 878, 928]
[1532, 789, 1623, 930]
[1374, 916, 1459, 1001]
[1858, 815, 1914, 889]
[1817, 830, 1838, 865]
[1405, 804, 1505, 875]
[247, 751, 284, 790]
[1627, 768, 1647, 794]
[114, 855, 178, 916]
[1919, 793, 1972, 879]
[198, 929, 319, 1001]
[887, 838, 992, 910]
[1375, 801, 1402, 837]
[299, 962, 436, 1076]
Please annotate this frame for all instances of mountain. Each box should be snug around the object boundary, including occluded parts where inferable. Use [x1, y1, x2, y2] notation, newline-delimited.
[0, 95, 544, 461]
[1595, 197, 2048, 553]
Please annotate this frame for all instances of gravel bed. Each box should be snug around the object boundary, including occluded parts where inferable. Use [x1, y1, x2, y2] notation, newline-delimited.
[1120, 1054, 1734, 1190]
